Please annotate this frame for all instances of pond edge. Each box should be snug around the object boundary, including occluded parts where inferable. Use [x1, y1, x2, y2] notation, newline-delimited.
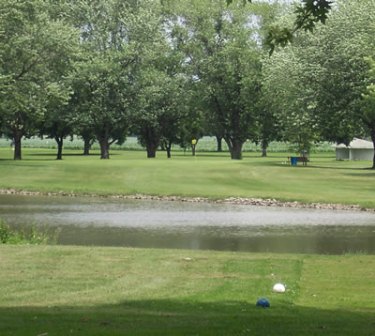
[1, 188, 373, 213]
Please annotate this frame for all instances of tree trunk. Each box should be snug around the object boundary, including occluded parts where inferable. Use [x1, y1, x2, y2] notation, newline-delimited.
[166, 140, 172, 159]
[98, 137, 110, 159]
[226, 138, 243, 160]
[55, 136, 63, 160]
[261, 139, 268, 157]
[142, 126, 159, 158]
[13, 130, 22, 160]
[83, 137, 92, 156]
[371, 128, 375, 169]
[230, 143, 243, 160]
[216, 136, 223, 152]
[146, 142, 158, 158]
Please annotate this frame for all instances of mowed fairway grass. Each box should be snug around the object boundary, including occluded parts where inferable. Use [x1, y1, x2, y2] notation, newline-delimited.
[0, 246, 374, 336]
[0, 147, 374, 208]
[1, 148, 375, 335]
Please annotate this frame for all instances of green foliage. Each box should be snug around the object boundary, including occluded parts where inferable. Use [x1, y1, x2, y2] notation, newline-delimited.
[69, 0, 161, 159]
[0, 220, 53, 245]
[362, 58, 375, 127]
[0, 0, 79, 159]
[170, 0, 265, 159]
[361, 57, 375, 168]
[262, 41, 321, 153]
[0, 0, 373, 163]
[312, 0, 375, 145]
[129, 3, 192, 158]
[0, 220, 10, 243]
[295, 0, 333, 31]
[133, 67, 190, 158]
[362, 84, 375, 128]
[265, 26, 294, 55]
[263, 0, 375, 156]
[262, 0, 334, 54]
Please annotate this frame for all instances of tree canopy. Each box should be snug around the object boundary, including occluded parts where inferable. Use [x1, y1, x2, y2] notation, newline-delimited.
[1, 0, 374, 167]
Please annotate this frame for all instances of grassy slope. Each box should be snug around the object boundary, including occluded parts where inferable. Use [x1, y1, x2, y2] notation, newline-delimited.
[0, 148, 374, 208]
[0, 245, 374, 336]
[1, 149, 374, 335]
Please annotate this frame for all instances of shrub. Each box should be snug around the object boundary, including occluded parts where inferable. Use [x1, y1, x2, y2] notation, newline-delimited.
[0, 219, 57, 245]
[0, 220, 10, 243]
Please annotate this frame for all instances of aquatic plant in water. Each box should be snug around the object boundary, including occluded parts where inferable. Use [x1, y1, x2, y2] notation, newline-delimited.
[0, 219, 58, 245]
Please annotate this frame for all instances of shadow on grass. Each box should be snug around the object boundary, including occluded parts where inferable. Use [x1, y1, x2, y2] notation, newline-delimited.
[0, 160, 49, 167]
[194, 153, 293, 159]
[0, 153, 122, 162]
[27, 153, 102, 157]
[0, 300, 373, 336]
[188, 153, 231, 158]
[343, 172, 375, 178]
[296, 165, 372, 171]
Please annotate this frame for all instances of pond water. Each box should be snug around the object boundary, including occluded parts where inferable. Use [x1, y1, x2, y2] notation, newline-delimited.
[1, 194, 375, 254]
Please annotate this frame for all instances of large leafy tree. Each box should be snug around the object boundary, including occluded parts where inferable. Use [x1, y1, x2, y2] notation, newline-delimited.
[72, 56, 132, 160]
[262, 34, 321, 153]
[311, 0, 375, 146]
[0, 0, 78, 160]
[41, 83, 75, 160]
[170, 0, 263, 160]
[134, 67, 189, 158]
[362, 58, 375, 169]
[263, 0, 375, 157]
[131, 3, 190, 159]
[228, 0, 334, 53]
[202, 40, 262, 160]
[70, 0, 151, 159]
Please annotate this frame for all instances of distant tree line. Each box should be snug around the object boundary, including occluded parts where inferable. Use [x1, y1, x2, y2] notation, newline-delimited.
[0, 0, 374, 167]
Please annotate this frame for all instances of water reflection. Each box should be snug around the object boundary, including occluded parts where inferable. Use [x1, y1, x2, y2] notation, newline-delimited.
[1, 194, 374, 254]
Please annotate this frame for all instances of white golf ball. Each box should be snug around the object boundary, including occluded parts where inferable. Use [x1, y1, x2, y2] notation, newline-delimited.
[273, 283, 286, 293]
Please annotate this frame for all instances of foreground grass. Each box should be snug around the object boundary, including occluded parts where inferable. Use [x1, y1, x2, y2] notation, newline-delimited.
[0, 148, 374, 208]
[0, 245, 374, 335]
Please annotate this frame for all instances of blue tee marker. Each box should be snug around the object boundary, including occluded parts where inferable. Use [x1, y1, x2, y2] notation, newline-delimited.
[256, 298, 270, 308]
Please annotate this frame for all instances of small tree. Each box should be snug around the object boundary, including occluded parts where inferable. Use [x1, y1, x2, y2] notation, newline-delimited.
[41, 83, 75, 160]
[362, 58, 375, 169]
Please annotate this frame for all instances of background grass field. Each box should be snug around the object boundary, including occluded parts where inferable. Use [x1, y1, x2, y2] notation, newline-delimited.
[0, 147, 374, 208]
[0, 143, 374, 335]
[0, 136, 336, 153]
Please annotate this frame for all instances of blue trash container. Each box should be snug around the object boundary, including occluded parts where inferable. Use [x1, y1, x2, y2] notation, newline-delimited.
[291, 157, 298, 166]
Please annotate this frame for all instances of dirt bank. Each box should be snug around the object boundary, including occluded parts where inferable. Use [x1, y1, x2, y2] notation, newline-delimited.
[1, 188, 373, 212]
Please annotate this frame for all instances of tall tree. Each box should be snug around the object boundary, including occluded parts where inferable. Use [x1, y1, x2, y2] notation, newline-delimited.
[262, 38, 321, 154]
[41, 83, 75, 160]
[362, 58, 375, 169]
[227, 0, 334, 53]
[263, 0, 375, 156]
[134, 67, 189, 158]
[171, 0, 264, 159]
[0, 0, 78, 160]
[131, 3, 190, 159]
[70, 0, 149, 159]
[312, 0, 375, 146]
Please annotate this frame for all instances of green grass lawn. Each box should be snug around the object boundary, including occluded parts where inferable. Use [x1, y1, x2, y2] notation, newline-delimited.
[1, 148, 374, 335]
[0, 245, 374, 336]
[0, 148, 374, 208]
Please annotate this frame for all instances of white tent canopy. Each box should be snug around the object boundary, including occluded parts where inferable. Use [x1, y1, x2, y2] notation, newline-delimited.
[335, 138, 374, 161]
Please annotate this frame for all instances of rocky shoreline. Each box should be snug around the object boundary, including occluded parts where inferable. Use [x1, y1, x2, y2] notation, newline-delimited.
[0, 188, 373, 212]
